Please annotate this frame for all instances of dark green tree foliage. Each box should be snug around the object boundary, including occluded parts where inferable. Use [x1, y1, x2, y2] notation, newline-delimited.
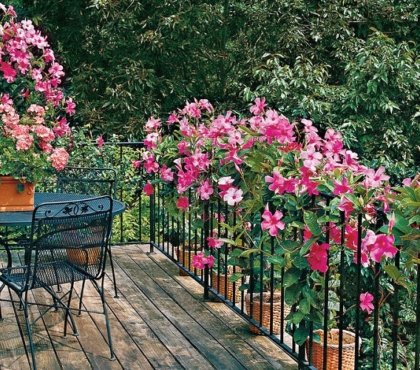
[20, 0, 419, 178]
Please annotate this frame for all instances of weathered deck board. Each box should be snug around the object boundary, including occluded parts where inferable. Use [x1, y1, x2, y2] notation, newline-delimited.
[0, 244, 297, 369]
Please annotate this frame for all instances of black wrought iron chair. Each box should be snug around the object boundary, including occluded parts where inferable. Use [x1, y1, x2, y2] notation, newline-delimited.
[0, 196, 115, 370]
[56, 166, 119, 300]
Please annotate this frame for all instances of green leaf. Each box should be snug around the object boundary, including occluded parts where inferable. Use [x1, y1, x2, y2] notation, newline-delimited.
[267, 255, 285, 267]
[299, 236, 318, 256]
[303, 211, 322, 236]
[228, 273, 243, 283]
[239, 248, 260, 258]
[283, 269, 300, 287]
[293, 326, 310, 346]
[299, 298, 310, 315]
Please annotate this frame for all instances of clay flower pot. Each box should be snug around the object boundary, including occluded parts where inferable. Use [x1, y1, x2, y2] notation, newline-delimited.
[0, 176, 35, 212]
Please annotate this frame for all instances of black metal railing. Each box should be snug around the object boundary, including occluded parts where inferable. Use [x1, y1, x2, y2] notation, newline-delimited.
[59, 141, 419, 370]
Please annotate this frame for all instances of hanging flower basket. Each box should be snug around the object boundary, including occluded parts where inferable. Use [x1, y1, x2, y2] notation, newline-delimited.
[306, 329, 358, 370]
[0, 176, 35, 212]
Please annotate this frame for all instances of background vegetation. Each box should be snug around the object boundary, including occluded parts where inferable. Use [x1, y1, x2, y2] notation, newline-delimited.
[9, 0, 420, 179]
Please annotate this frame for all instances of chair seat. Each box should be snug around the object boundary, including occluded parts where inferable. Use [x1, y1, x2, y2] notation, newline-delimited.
[0, 261, 91, 292]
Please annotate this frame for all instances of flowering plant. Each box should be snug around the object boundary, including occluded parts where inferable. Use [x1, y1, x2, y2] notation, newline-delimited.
[137, 97, 417, 345]
[0, 4, 74, 183]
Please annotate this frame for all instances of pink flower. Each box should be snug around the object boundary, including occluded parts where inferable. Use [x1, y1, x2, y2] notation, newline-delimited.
[132, 160, 142, 169]
[65, 98, 76, 115]
[198, 179, 214, 200]
[160, 166, 174, 182]
[307, 242, 330, 273]
[301, 145, 323, 171]
[1, 62, 17, 83]
[223, 187, 243, 206]
[176, 196, 189, 211]
[250, 97, 267, 115]
[96, 135, 104, 148]
[207, 237, 224, 249]
[145, 117, 161, 132]
[192, 252, 215, 270]
[261, 204, 285, 237]
[143, 182, 154, 196]
[144, 155, 159, 173]
[50, 147, 69, 171]
[338, 197, 354, 218]
[265, 171, 297, 194]
[333, 177, 353, 196]
[360, 292, 374, 314]
[369, 234, 397, 263]
[363, 166, 390, 189]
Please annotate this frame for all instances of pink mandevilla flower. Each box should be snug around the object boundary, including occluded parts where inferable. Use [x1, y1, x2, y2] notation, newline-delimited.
[198, 179, 214, 200]
[176, 196, 189, 211]
[143, 182, 154, 196]
[307, 243, 330, 273]
[261, 204, 285, 237]
[207, 237, 224, 249]
[333, 177, 353, 196]
[192, 252, 215, 270]
[360, 292, 374, 314]
[223, 187, 243, 206]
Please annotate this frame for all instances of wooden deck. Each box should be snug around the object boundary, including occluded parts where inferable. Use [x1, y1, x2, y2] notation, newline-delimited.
[0, 244, 297, 370]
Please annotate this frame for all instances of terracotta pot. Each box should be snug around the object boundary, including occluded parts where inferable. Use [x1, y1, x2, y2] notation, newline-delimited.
[177, 245, 202, 276]
[245, 292, 290, 335]
[306, 329, 357, 370]
[211, 271, 240, 302]
[0, 176, 35, 212]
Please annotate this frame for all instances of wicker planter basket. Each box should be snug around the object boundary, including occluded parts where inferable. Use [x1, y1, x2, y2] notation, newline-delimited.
[245, 292, 290, 335]
[67, 247, 100, 266]
[306, 329, 357, 370]
[211, 271, 240, 302]
[177, 245, 201, 276]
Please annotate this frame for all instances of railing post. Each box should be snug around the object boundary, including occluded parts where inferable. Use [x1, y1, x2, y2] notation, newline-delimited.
[149, 189, 155, 253]
[203, 200, 210, 300]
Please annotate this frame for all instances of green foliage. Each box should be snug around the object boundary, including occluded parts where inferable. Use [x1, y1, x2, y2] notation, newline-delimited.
[19, 0, 419, 178]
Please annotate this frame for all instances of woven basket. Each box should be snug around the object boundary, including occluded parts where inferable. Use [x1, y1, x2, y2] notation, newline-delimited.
[306, 329, 357, 370]
[245, 292, 290, 335]
[177, 245, 201, 276]
[67, 247, 100, 266]
[211, 272, 240, 302]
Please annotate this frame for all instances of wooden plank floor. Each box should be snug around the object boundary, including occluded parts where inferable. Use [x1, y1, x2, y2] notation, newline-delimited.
[0, 244, 297, 370]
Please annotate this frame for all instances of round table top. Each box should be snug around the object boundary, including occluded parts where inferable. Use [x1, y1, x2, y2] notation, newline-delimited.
[0, 192, 125, 227]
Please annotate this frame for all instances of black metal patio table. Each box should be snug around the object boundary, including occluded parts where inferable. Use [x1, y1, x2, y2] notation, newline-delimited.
[0, 192, 125, 227]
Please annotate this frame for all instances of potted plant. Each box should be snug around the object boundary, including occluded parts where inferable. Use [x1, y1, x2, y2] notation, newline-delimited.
[0, 4, 75, 211]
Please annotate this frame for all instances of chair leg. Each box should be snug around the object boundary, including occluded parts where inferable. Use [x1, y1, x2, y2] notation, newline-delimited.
[107, 247, 118, 298]
[64, 279, 78, 337]
[10, 290, 37, 370]
[78, 278, 86, 316]
[92, 280, 115, 361]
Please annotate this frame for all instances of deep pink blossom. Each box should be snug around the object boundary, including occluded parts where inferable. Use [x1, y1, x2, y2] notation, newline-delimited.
[261, 204, 285, 237]
[143, 182, 154, 196]
[96, 135, 104, 148]
[250, 97, 267, 115]
[369, 234, 397, 263]
[176, 196, 189, 211]
[307, 243, 330, 273]
[333, 177, 353, 196]
[192, 252, 215, 270]
[360, 292, 374, 314]
[207, 237, 224, 249]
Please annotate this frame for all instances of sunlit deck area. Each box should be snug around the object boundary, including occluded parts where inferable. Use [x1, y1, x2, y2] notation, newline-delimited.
[0, 244, 297, 370]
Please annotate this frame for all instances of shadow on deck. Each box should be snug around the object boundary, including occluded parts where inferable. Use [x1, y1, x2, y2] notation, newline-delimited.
[0, 244, 297, 370]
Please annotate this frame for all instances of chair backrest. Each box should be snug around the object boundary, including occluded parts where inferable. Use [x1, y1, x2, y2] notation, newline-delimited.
[25, 196, 113, 290]
[56, 167, 117, 198]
